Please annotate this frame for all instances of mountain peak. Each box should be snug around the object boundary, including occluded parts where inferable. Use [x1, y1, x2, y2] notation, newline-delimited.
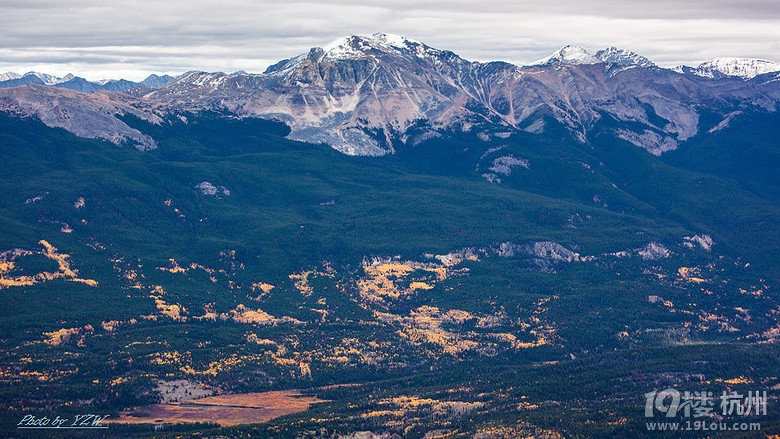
[692, 57, 780, 79]
[319, 32, 434, 60]
[531, 45, 601, 66]
[140, 73, 175, 88]
[264, 32, 450, 75]
[595, 47, 655, 67]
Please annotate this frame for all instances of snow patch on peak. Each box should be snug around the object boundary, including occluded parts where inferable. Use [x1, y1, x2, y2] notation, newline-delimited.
[367, 32, 423, 48]
[322, 35, 367, 59]
[694, 58, 780, 79]
[595, 47, 655, 67]
[321, 33, 434, 60]
[531, 45, 601, 66]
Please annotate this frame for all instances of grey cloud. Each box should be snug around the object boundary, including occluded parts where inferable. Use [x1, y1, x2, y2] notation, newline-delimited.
[0, 0, 778, 80]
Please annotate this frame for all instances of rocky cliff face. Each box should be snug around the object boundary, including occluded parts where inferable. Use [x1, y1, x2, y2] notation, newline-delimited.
[2, 33, 780, 156]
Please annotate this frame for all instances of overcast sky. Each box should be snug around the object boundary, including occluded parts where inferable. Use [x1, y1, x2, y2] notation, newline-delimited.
[1, 0, 779, 81]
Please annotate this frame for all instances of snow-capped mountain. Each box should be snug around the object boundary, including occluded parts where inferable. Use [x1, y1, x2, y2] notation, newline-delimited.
[27, 71, 69, 85]
[1, 35, 780, 157]
[148, 33, 481, 155]
[531, 45, 601, 66]
[319, 33, 434, 61]
[687, 57, 780, 79]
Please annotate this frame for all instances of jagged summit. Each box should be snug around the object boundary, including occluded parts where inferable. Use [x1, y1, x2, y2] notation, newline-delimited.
[531, 45, 601, 66]
[595, 47, 655, 67]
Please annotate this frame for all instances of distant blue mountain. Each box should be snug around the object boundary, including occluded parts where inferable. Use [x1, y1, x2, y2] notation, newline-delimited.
[0, 71, 175, 92]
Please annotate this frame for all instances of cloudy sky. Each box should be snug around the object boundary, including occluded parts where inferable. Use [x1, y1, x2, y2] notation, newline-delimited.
[1, 0, 779, 81]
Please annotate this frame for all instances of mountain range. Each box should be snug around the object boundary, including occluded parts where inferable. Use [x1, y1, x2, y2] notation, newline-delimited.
[1, 33, 779, 156]
[0, 71, 174, 92]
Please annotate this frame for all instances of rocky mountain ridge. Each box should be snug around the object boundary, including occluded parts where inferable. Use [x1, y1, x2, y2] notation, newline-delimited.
[1, 33, 779, 155]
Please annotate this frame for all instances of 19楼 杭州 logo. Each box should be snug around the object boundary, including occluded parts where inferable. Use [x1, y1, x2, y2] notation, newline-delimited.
[645, 388, 766, 418]
[644, 388, 767, 432]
